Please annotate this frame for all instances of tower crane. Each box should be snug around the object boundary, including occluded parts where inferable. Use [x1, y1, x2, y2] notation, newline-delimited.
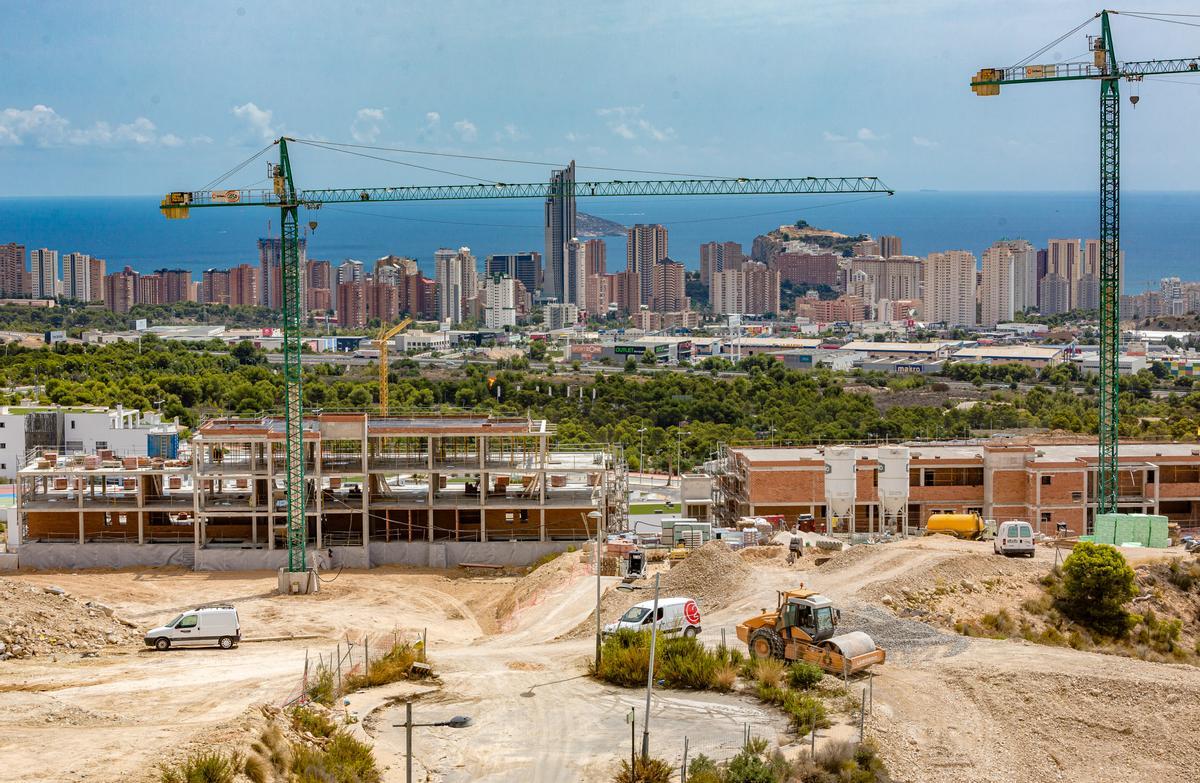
[162, 136, 894, 578]
[970, 10, 1200, 516]
[377, 316, 413, 416]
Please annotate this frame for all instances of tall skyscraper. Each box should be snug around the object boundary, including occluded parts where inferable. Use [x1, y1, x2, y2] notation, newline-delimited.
[626, 224, 668, 305]
[995, 240, 1037, 314]
[62, 252, 90, 301]
[879, 235, 902, 258]
[0, 243, 26, 298]
[699, 241, 743, 286]
[307, 259, 333, 313]
[486, 252, 541, 296]
[481, 274, 519, 329]
[258, 237, 307, 310]
[1039, 275, 1071, 316]
[923, 251, 976, 327]
[103, 267, 138, 313]
[543, 161, 576, 302]
[336, 279, 367, 328]
[565, 239, 587, 307]
[1046, 238, 1080, 308]
[157, 269, 192, 303]
[649, 258, 687, 314]
[711, 261, 780, 316]
[30, 248, 58, 300]
[87, 257, 106, 303]
[583, 239, 607, 276]
[980, 243, 1015, 328]
[434, 248, 464, 324]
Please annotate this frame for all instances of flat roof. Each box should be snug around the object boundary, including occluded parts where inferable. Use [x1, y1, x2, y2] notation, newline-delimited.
[729, 442, 1200, 465]
[840, 340, 951, 353]
[952, 345, 1065, 359]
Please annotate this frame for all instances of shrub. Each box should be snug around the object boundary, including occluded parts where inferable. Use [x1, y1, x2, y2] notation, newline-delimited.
[291, 706, 338, 739]
[159, 751, 242, 783]
[750, 657, 786, 689]
[1167, 558, 1200, 591]
[344, 640, 421, 690]
[688, 754, 724, 783]
[658, 636, 718, 690]
[292, 732, 380, 783]
[592, 630, 655, 688]
[1056, 542, 1137, 638]
[725, 738, 780, 783]
[243, 753, 270, 783]
[594, 630, 724, 690]
[612, 755, 674, 783]
[781, 691, 828, 735]
[787, 662, 824, 690]
[306, 664, 335, 706]
[1133, 609, 1183, 654]
[713, 662, 739, 692]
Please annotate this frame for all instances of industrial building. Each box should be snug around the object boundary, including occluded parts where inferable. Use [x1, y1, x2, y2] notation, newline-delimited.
[13, 412, 625, 571]
[710, 440, 1200, 536]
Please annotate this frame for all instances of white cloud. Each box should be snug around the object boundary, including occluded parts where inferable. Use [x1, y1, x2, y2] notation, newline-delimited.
[596, 105, 673, 142]
[425, 111, 440, 125]
[351, 107, 385, 144]
[232, 102, 276, 141]
[0, 105, 183, 148]
[856, 127, 880, 141]
[190, 135, 214, 145]
[822, 131, 847, 143]
[611, 122, 636, 140]
[912, 135, 939, 149]
[453, 119, 478, 142]
[495, 122, 527, 142]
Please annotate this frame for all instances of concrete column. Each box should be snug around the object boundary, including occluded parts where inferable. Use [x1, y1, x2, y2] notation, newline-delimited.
[539, 507, 546, 542]
[192, 440, 202, 553]
[266, 441, 274, 551]
[481, 507, 488, 543]
[361, 422, 368, 548]
[78, 476, 85, 545]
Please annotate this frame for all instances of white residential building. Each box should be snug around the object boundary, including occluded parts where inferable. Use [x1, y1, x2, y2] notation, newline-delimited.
[62, 252, 91, 302]
[30, 248, 58, 300]
[0, 405, 181, 479]
[923, 250, 976, 327]
[481, 274, 518, 329]
[980, 242, 1015, 328]
[546, 302, 579, 330]
[434, 247, 478, 325]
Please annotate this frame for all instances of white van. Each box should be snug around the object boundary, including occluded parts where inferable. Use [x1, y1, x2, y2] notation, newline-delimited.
[604, 597, 702, 638]
[144, 606, 241, 651]
[994, 521, 1035, 558]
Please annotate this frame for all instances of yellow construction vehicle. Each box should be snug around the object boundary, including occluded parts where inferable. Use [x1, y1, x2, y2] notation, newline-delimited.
[735, 586, 885, 675]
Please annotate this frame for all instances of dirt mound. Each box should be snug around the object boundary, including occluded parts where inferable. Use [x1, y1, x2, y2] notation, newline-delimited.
[739, 545, 786, 561]
[495, 549, 589, 626]
[0, 578, 141, 660]
[816, 543, 880, 571]
[564, 541, 752, 638]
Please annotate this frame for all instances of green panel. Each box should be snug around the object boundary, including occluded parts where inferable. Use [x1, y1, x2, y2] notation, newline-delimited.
[1092, 514, 1117, 545]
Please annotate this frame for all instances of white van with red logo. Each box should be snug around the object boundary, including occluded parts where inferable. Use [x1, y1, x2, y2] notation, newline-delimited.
[604, 596, 702, 638]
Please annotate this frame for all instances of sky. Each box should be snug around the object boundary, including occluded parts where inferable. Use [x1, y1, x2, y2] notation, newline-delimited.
[2, 0, 1200, 196]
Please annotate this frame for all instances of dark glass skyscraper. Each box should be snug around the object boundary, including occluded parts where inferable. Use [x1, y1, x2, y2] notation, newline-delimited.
[543, 161, 576, 302]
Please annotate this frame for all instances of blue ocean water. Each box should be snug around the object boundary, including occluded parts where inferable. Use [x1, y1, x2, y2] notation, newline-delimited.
[1, 191, 1197, 293]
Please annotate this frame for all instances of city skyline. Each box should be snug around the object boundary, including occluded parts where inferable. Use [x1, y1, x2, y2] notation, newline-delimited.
[4, 1, 1200, 196]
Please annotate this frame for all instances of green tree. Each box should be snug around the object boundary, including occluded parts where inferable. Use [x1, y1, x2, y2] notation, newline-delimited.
[623, 357, 638, 373]
[1057, 542, 1137, 637]
[231, 340, 266, 366]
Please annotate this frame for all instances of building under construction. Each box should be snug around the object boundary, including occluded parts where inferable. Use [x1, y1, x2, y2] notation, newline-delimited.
[13, 412, 625, 571]
[710, 440, 1200, 536]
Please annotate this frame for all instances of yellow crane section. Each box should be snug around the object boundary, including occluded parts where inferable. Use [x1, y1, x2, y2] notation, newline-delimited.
[377, 316, 413, 415]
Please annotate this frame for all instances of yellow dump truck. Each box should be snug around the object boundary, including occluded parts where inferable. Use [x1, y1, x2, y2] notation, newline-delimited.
[735, 587, 886, 675]
[924, 512, 987, 540]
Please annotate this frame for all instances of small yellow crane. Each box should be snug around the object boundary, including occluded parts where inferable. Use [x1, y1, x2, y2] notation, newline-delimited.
[376, 316, 412, 415]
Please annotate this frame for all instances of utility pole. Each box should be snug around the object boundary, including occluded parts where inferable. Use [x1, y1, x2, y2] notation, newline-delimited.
[637, 426, 647, 482]
[641, 572, 661, 760]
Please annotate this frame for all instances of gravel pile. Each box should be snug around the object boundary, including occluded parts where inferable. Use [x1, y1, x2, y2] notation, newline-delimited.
[816, 543, 880, 571]
[0, 578, 140, 661]
[839, 603, 969, 660]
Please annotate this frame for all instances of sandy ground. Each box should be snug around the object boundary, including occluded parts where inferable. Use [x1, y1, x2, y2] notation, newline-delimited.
[1, 539, 1197, 782]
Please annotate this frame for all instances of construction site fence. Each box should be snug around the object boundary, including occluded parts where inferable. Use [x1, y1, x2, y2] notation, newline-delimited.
[287, 628, 430, 709]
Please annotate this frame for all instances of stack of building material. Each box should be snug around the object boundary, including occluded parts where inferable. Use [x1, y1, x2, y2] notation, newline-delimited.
[1093, 513, 1171, 548]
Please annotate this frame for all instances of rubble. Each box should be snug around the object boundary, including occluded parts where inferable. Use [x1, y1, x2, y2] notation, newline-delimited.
[0, 577, 141, 660]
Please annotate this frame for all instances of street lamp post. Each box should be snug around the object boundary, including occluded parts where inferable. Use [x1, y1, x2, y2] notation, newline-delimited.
[589, 508, 604, 671]
[675, 423, 689, 487]
[641, 572, 661, 760]
[637, 426, 647, 481]
[394, 701, 473, 783]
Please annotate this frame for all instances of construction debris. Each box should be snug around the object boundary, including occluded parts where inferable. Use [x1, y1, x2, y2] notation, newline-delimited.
[0, 577, 141, 660]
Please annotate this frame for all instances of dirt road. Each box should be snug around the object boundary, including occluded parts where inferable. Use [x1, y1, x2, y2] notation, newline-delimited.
[1, 539, 1196, 782]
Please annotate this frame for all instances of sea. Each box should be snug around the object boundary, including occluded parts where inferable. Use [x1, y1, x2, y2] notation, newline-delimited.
[1, 191, 1198, 294]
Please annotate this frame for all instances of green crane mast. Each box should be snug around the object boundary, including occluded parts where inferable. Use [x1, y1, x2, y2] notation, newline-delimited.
[970, 9, 1200, 516]
[163, 138, 894, 574]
